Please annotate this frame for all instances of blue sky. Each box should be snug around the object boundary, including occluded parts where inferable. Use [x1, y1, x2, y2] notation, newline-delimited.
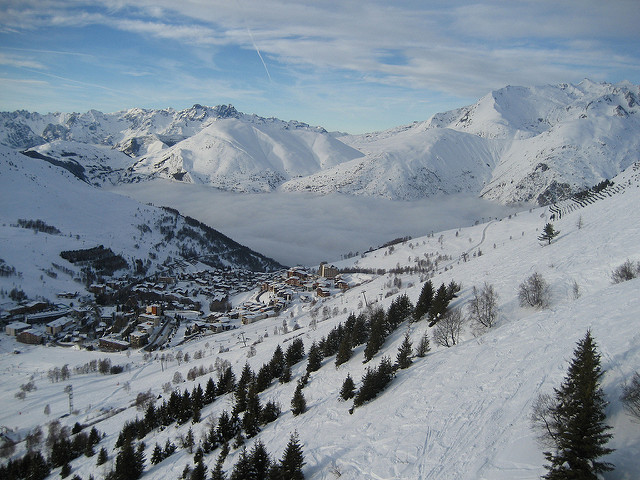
[1, 1, 639, 133]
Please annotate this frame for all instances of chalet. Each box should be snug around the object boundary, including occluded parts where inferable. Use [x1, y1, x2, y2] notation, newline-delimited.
[46, 316, 74, 335]
[316, 287, 331, 298]
[6, 321, 31, 336]
[17, 329, 44, 345]
[336, 279, 350, 291]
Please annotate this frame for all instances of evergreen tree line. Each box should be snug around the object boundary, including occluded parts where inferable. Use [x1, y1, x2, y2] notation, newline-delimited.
[0, 425, 102, 480]
[199, 431, 304, 480]
[110, 339, 306, 478]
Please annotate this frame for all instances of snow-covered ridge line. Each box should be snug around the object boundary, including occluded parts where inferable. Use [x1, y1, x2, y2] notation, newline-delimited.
[2, 79, 640, 203]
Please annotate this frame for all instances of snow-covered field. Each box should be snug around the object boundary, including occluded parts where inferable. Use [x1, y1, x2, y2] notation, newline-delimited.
[1, 161, 639, 478]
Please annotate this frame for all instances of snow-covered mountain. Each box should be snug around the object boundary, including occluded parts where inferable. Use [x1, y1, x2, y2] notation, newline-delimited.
[0, 146, 282, 301]
[1, 80, 639, 203]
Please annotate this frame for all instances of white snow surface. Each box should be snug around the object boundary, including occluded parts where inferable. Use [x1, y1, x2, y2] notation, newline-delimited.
[1, 155, 639, 478]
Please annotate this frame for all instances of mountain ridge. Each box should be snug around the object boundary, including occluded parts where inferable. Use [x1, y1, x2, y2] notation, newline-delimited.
[1, 79, 639, 204]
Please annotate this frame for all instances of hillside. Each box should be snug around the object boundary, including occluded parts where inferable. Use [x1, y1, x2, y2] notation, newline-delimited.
[1, 159, 638, 479]
[2, 80, 639, 204]
[0, 146, 282, 303]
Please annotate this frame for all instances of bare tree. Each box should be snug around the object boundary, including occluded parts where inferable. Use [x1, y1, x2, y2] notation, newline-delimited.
[530, 393, 561, 447]
[621, 372, 640, 421]
[518, 272, 550, 309]
[611, 259, 639, 284]
[433, 307, 465, 347]
[467, 282, 499, 330]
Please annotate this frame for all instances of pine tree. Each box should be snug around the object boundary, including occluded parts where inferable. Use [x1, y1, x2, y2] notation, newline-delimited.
[428, 283, 450, 326]
[249, 440, 272, 479]
[543, 331, 615, 479]
[210, 452, 227, 480]
[339, 374, 355, 401]
[538, 222, 560, 245]
[396, 331, 413, 369]
[150, 443, 163, 465]
[270, 345, 286, 379]
[96, 447, 108, 466]
[279, 432, 305, 480]
[335, 335, 352, 368]
[415, 331, 431, 357]
[204, 376, 217, 404]
[60, 462, 71, 478]
[363, 308, 386, 363]
[291, 385, 307, 416]
[414, 280, 434, 321]
[190, 459, 207, 480]
[306, 341, 323, 373]
[230, 447, 252, 480]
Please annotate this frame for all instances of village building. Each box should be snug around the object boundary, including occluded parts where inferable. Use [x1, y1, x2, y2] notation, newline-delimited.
[99, 336, 129, 352]
[319, 262, 339, 279]
[8, 301, 48, 317]
[5, 321, 31, 336]
[129, 330, 149, 348]
[46, 316, 75, 335]
[146, 304, 162, 316]
[17, 329, 45, 345]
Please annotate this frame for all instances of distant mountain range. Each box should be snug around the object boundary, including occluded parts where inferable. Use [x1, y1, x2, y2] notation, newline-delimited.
[2, 80, 639, 204]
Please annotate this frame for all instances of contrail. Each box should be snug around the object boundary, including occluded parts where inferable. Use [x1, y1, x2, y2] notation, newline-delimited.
[237, 0, 272, 82]
[245, 25, 272, 82]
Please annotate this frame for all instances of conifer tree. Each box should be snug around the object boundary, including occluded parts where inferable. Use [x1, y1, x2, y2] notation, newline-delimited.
[191, 459, 207, 480]
[538, 222, 560, 245]
[306, 342, 323, 373]
[96, 447, 108, 466]
[279, 364, 292, 383]
[396, 331, 413, 369]
[60, 462, 71, 478]
[339, 374, 356, 401]
[543, 331, 614, 479]
[230, 447, 252, 480]
[269, 345, 286, 378]
[210, 451, 227, 480]
[279, 432, 305, 480]
[335, 335, 352, 368]
[291, 385, 307, 416]
[414, 280, 434, 321]
[243, 384, 262, 438]
[150, 443, 163, 465]
[249, 440, 272, 479]
[415, 331, 431, 357]
[363, 307, 386, 363]
[204, 376, 217, 404]
[428, 283, 450, 326]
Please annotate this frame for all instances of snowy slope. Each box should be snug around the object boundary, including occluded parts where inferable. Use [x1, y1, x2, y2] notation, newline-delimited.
[1, 161, 639, 478]
[0, 146, 282, 301]
[334, 80, 640, 203]
[129, 116, 362, 192]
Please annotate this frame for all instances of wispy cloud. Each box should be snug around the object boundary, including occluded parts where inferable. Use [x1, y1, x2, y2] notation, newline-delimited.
[1, 1, 638, 130]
